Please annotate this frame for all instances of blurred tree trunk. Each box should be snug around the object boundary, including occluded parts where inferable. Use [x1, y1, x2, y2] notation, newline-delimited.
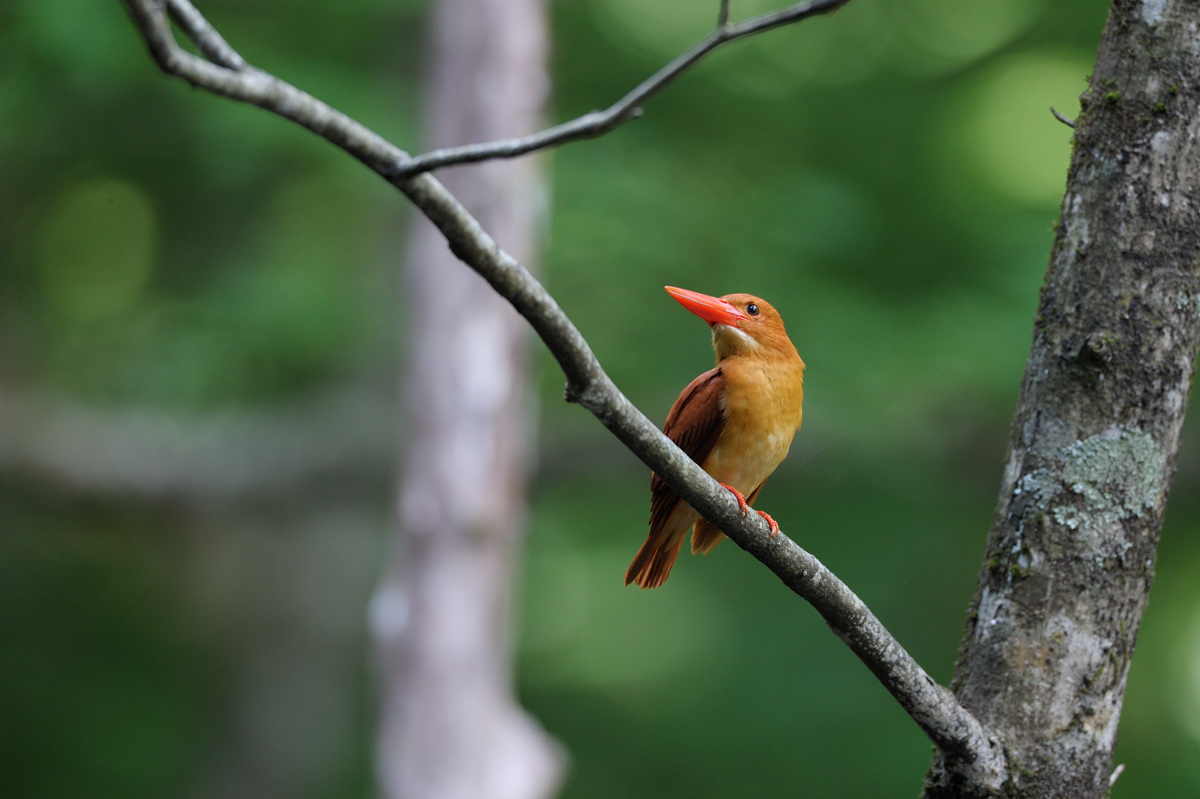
[371, 1, 563, 798]
[925, 1, 1200, 795]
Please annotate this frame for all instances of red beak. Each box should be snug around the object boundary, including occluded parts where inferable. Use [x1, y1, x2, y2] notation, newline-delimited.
[665, 286, 745, 327]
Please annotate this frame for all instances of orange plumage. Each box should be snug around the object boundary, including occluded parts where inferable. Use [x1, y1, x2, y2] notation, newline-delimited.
[625, 287, 805, 589]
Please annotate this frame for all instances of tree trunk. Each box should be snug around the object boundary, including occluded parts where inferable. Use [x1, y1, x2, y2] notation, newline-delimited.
[371, 1, 564, 798]
[925, 1, 1200, 795]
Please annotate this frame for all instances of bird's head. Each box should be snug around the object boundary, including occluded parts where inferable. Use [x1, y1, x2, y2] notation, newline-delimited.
[665, 286, 798, 362]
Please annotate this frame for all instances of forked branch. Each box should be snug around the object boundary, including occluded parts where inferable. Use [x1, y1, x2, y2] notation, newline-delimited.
[119, 0, 1006, 785]
[394, 0, 852, 176]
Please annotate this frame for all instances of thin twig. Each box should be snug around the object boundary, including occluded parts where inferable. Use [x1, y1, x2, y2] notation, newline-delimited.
[1050, 105, 1076, 128]
[393, 0, 852, 176]
[166, 0, 244, 69]
[118, 0, 1006, 786]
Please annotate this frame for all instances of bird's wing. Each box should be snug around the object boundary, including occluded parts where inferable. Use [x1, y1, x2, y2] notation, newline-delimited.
[648, 366, 726, 533]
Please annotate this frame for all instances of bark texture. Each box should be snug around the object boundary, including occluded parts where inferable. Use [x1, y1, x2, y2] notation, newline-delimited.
[925, 1, 1200, 795]
[370, 1, 564, 798]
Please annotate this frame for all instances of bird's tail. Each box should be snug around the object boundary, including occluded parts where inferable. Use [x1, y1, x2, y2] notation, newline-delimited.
[625, 508, 696, 588]
[690, 519, 725, 554]
[624, 532, 686, 588]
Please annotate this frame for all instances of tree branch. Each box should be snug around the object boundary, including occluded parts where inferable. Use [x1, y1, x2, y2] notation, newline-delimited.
[165, 0, 245, 69]
[1049, 105, 1076, 128]
[392, 0, 851, 176]
[119, 0, 1006, 784]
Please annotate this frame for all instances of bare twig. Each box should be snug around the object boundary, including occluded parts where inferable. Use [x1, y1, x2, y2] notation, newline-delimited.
[165, 0, 244, 68]
[1050, 105, 1076, 128]
[393, 0, 852, 176]
[119, 0, 1006, 785]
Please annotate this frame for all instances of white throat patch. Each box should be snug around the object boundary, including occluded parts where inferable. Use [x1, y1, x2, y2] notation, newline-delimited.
[712, 323, 757, 356]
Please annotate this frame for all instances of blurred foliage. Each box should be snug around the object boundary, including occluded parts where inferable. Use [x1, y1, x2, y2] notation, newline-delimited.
[2, 0, 1200, 797]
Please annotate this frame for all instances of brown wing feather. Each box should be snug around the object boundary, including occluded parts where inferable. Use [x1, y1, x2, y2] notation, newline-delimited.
[649, 367, 726, 531]
[626, 368, 727, 587]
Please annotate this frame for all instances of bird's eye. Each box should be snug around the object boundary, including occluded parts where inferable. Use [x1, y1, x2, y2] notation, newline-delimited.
[746, 304, 759, 316]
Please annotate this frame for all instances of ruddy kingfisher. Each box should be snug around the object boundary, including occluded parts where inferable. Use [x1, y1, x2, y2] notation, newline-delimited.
[625, 287, 805, 589]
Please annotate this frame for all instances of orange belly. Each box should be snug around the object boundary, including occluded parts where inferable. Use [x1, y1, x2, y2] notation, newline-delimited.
[701, 424, 796, 497]
[706, 353, 804, 494]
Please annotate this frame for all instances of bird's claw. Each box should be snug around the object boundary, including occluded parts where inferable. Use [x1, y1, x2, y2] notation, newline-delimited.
[720, 484, 779, 536]
[720, 483, 750, 515]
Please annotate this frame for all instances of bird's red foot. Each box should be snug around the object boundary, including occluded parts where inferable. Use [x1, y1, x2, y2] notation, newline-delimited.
[720, 483, 750, 515]
[757, 510, 780, 537]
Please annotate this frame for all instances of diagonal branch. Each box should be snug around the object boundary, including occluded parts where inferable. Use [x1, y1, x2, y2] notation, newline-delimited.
[119, 0, 1006, 785]
[393, 0, 851, 176]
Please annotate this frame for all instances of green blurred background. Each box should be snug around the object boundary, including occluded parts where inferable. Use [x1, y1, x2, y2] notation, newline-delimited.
[3, 0, 1200, 796]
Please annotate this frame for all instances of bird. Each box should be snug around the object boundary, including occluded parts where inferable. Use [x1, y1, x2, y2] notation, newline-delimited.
[625, 286, 805, 589]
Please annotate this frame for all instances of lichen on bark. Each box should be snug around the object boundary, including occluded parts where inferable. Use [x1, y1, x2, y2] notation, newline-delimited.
[1013, 423, 1165, 539]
